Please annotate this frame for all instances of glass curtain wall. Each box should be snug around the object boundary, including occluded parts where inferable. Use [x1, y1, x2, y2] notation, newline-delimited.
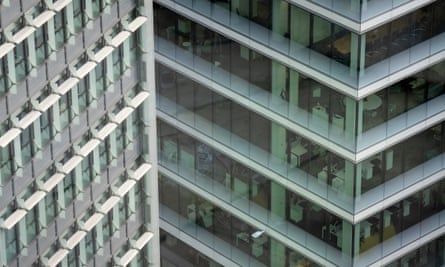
[156, 62, 445, 198]
[157, 121, 445, 258]
[361, 61, 445, 132]
[154, 5, 445, 141]
[156, 0, 445, 72]
[159, 174, 322, 267]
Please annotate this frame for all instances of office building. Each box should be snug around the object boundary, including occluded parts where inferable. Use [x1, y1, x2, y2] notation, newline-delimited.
[154, 0, 445, 266]
[0, 1, 159, 266]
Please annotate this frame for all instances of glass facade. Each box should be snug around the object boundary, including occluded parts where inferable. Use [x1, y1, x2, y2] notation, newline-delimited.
[154, 0, 445, 89]
[154, 5, 445, 153]
[159, 174, 322, 267]
[0, 1, 158, 267]
[158, 117, 445, 261]
[156, 62, 445, 206]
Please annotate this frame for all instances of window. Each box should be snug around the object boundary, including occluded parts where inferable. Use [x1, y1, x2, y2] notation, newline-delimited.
[25, 208, 38, 241]
[95, 62, 106, 96]
[59, 94, 71, 129]
[112, 47, 122, 81]
[5, 227, 18, 263]
[123, 8, 138, 24]
[98, 140, 109, 172]
[67, 248, 78, 267]
[118, 198, 126, 225]
[108, 23, 121, 39]
[77, 77, 89, 112]
[63, 173, 75, 204]
[74, 53, 88, 70]
[131, 106, 142, 140]
[60, 149, 73, 166]
[134, 181, 142, 208]
[14, 42, 28, 81]
[91, 38, 105, 54]
[44, 244, 59, 263]
[72, 0, 84, 33]
[10, 19, 24, 36]
[34, 26, 47, 65]
[56, 69, 70, 86]
[128, 33, 137, 65]
[117, 124, 126, 153]
[20, 126, 34, 163]
[0, 144, 13, 184]
[102, 214, 111, 242]
[40, 110, 52, 146]
[91, 0, 102, 18]
[85, 231, 95, 260]
[0, 119, 8, 138]
[29, 1, 46, 20]
[54, 11, 66, 49]
[0, 58, 7, 95]
[81, 155, 93, 187]
[45, 190, 57, 221]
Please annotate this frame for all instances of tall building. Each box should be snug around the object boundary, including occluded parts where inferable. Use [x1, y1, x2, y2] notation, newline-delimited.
[154, 0, 445, 266]
[0, 1, 159, 266]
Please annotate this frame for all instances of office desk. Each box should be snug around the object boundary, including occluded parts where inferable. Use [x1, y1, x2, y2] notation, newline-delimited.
[236, 232, 250, 246]
[181, 41, 192, 52]
[333, 35, 351, 55]
[312, 105, 328, 120]
[363, 95, 382, 110]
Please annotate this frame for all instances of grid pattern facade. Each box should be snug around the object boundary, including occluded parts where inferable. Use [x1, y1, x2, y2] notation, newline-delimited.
[0, 1, 159, 266]
[154, 0, 445, 266]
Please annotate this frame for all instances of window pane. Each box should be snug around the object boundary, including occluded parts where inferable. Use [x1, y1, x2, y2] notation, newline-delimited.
[35, 27, 47, 65]
[14, 42, 27, 81]
[54, 12, 66, 49]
